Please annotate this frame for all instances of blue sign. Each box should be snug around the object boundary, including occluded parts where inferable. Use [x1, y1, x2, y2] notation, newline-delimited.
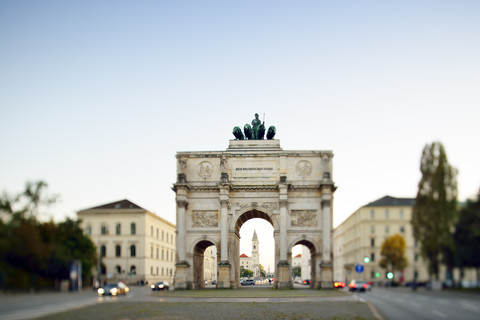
[355, 264, 364, 273]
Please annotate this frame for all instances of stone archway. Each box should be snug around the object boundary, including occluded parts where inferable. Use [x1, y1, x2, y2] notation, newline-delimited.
[192, 239, 218, 289]
[289, 239, 318, 288]
[173, 139, 335, 289]
[231, 209, 275, 288]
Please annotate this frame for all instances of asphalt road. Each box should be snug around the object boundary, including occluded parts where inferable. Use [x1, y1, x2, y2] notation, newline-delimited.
[352, 287, 480, 320]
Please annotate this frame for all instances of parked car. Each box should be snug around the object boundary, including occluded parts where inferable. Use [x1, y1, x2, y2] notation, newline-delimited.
[212, 280, 217, 285]
[151, 281, 169, 291]
[303, 279, 311, 285]
[241, 279, 255, 286]
[97, 282, 129, 296]
[334, 281, 345, 288]
[348, 280, 371, 292]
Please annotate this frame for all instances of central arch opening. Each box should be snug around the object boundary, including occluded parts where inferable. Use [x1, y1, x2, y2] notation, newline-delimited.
[291, 240, 316, 288]
[236, 210, 275, 288]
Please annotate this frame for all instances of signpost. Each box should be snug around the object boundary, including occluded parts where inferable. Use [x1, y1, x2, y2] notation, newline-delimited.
[355, 264, 364, 273]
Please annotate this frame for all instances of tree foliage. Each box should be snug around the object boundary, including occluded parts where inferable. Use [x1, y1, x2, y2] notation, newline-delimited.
[379, 234, 408, 273]
[240, 267, 253, 278]
[411, 142, 458, 280]
[292, 266, 301, 278]
[0, 181, 96, 290]
[259, 264, 266, 278]
[454, 190, 480, 282]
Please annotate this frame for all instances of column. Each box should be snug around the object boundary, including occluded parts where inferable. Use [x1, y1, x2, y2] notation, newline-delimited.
[277, 184, 291, 288]
[218, 187, 231, 288]
[320, 193, 333, 288]
[220, 199, 229, 261]
[176, 199, 188, 263]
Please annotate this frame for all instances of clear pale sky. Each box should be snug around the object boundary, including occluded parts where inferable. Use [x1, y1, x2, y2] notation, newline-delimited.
[1, 1, 479, 272]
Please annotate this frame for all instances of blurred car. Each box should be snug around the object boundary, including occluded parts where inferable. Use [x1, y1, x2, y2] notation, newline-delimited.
[97, 282, 129, 296]
[212, 280, 217, 285]
[241, 279, 255, 286]
[151, 281, 169, 291]
[348, 280, 371, 292]
[303, 279, 311, 285]
[117, 281, 130, 295]
[334, 281, 345, 288]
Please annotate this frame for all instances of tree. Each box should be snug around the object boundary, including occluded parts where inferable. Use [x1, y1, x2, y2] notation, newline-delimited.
[379, 234, 408, 280]
[259, 264, 266, 278]
[292, 266, 301, 278]
[240, 267, 253, 278]
[454, 190, 480, 284]
[411, 142, 458, 281]
[0, 181, 95, 290]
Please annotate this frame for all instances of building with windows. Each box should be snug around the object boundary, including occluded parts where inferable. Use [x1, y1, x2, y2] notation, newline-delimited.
[334, 196, 428, 285]
[77, 199, 176, 285]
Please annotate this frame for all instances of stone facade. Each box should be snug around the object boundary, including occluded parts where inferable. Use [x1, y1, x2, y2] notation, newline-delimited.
[77, 199, 176, 286]
[173, 139, 335, 289]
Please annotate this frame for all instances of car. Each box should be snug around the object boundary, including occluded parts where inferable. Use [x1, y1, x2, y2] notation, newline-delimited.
[303, 279, 311, 285]
[151, 281, 169, 291]
[241, 279, 255, 286]
[97, 282, 129, 296]
[348, 280, 371, 292]
[334, 281, 345, 288]
[212, 280, 217, 285]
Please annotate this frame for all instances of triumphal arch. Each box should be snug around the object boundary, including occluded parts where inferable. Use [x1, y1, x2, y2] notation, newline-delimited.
[173, 116, 335, 289]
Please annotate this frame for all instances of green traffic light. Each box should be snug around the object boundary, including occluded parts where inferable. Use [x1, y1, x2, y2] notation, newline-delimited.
[364, 256, 370, 263]
[387, 272, 393, 279]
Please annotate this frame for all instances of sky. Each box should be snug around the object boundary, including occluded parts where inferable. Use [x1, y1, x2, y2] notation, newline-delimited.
[1, 1, 479, 272]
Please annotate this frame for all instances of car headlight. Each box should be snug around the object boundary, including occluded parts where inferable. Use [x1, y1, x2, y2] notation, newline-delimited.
[125, 287, 129, 292]
[151, 284, 155, 289]
[159, 284, 164, 288]
[110, 288, 118, 295]
[97, 288, 105, 295]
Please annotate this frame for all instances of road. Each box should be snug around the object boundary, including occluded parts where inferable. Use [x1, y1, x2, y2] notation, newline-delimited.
[352, 287, 480, 320]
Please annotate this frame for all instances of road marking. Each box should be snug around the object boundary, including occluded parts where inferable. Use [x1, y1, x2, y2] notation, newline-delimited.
[432, 309, 448, 319]
[460, 300, 479, 312]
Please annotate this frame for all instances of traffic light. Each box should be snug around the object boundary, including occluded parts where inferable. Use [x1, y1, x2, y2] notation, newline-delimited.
[386, 272, 393, 280]
[364, 256, 370, 263]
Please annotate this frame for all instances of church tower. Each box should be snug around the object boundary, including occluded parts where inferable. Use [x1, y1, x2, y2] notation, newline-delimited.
[252, 229, 260, 277]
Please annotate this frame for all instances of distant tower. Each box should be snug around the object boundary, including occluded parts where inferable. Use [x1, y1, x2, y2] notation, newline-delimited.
[252, 229, 260, 277]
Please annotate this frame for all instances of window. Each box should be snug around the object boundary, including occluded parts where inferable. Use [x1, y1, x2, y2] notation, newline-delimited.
[385, 209, 389, 219]
[385, 225, 390, 233]
[400, 225, 405, 233]
[86, 225, 92, 235]
[151, 266, 153, 275]
[399, 209, 404, 219]
[115, 265, 121, 274]
[371, 271, 375, 279]
[370, 210, 375, 219]
[156, 228, 159, 239]
[162, 231, 164, 241]
[101, 245, 106, 257]
[130, 265, 136, 276]
[371, 253, 375, 262]
[130, 245, 136, 257]
[115, 245, 121, 257]
[414, 253, 418, 262]
[171, 252, 173, 261]
[116, 223, 121, 235]
[370, 238, 375, 247]
[101, 225, 108, 235]
[371, 225, 375, 233]
[151, 246, 153, 258]
[162, 249, 164, 260]
[156, 247, 159, 259]
[171, 234, 173, 244]
[131, 223, 136, 235]
[166, 232, 169, 243]
[162, 267, 164, 276]
[151, 226, 153, 237]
